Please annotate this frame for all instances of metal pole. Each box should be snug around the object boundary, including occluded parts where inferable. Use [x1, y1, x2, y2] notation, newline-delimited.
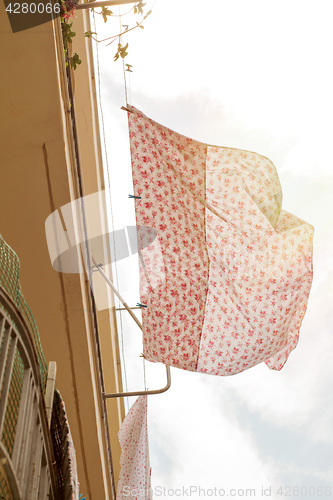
[104, 365, 171, 398]
[116, 306, 142, 311]
[92, 257, 143, 331]
[76, 0, 136, 10]
[91, 257, 171, 398]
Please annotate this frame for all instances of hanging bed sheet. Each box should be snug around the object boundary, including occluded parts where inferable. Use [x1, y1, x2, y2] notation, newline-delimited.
[127, 106, 313, 376]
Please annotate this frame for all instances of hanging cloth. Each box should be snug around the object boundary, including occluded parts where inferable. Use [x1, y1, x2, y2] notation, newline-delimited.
[117, 395, 152, 499]
[127, 106, 314, 376]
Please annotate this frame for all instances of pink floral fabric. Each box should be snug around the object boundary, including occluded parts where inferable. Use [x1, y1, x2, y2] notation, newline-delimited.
[117, 396, 152, 499]
[128, 106, 314, 376]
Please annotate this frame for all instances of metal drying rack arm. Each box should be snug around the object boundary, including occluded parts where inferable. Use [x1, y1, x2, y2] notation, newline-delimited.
[92, 258, 171, 398]
[104, 366, 171, 399]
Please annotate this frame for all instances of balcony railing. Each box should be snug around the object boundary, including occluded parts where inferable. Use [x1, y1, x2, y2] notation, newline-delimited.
[0, 236, 47, 389]
[0, 236, 64, 499]
[0, 287, 59, 499]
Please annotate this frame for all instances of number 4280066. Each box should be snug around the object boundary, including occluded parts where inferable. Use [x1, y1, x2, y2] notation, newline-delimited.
[6, 2, 61, 14]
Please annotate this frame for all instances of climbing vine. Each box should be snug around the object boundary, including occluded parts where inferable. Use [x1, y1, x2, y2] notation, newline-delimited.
[60, 0, 151, 70]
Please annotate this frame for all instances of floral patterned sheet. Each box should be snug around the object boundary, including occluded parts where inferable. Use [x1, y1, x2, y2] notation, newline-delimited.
[117, 396, 152, 499]
[127, 106, 314, 376]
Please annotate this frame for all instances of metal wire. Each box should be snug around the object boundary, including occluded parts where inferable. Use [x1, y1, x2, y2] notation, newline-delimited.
[92, 10, 130, 404]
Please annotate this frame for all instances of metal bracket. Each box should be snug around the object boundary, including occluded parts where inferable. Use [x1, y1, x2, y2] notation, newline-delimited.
[92, 257, 171, 398]
[92, 258, 142, 330]
[103, 365, 171, 399]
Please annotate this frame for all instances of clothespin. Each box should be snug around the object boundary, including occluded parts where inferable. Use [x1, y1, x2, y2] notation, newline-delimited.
[92, 262, 103, 271]
[128, 194, 141, 199]
[136, 302, 147, 308]
[121, 106, 133, 113]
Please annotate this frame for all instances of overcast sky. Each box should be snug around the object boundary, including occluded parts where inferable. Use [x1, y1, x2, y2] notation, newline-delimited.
[89, 1, 333, 498]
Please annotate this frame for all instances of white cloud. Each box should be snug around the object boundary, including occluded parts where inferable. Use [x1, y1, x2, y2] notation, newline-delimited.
[148, 369, 279, 493]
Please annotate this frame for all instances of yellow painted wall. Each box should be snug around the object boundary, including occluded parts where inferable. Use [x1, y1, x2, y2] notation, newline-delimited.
[0, 5, 124, 498]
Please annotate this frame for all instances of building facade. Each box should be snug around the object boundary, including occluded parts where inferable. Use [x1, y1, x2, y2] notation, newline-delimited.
[0, 4, 125, 498]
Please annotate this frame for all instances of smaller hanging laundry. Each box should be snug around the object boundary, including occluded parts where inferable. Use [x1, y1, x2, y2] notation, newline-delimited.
[117, 396, 152, 500]
[51, 390, 80, 499]
[127, 106, 314, 376]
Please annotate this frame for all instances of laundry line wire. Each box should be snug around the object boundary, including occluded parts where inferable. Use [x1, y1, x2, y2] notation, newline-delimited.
[92, 10, 130, 410]
[92, 8, 149, 406]
[118, 6, 147, 391]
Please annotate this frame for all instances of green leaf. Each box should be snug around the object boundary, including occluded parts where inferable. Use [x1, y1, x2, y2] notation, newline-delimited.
[134, 0, 145, 15]
[114, 41, 129, 61]
[62, 22, 73, 32]
[84, 30, 97, 38]
[70, 53, 82, 70]
[101, 6, 112, 22]
[61, 21, 76, 44]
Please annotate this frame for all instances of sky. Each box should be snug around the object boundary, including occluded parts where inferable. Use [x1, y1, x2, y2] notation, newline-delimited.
[89, 1, 333, 498]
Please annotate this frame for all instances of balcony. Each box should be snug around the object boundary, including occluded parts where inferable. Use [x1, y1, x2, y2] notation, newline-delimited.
[0, 235, 77, 499]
